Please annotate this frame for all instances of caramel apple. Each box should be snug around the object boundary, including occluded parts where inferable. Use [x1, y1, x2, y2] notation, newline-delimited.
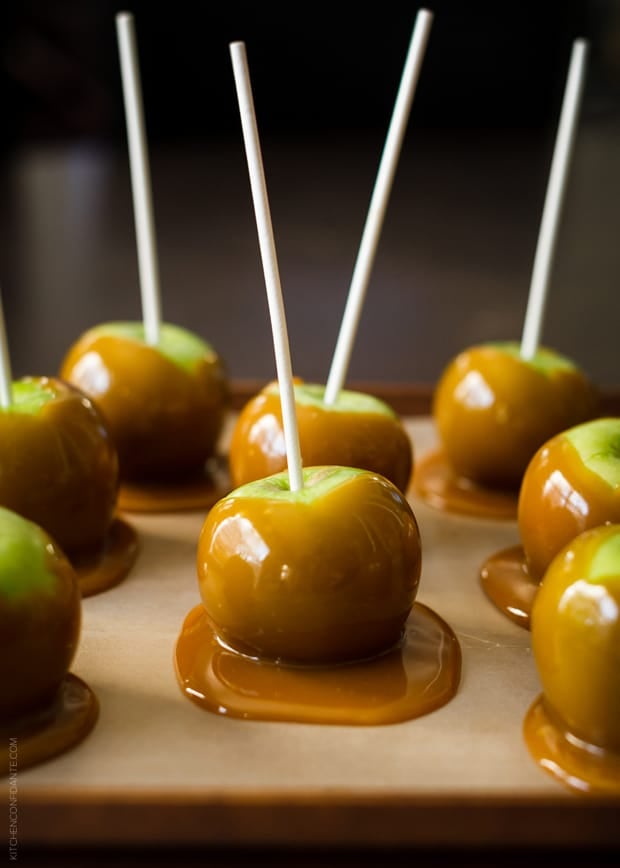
[229, 381, 413, 493]
[0, 506, 81, 719]
[432, 342, 598, 490]
[480, 416, 620, 630]
[524, 523, 620, 794]
[0, 507, 98, 769]
[198, 466, 420, 663]
[518, 417, 620, 582]
[0, 377, 118, 554]
[176, 466, 461, 725]
[0, 376, 138, 597]
[176, 32, 460, 726]
[60, 322, 229, 484]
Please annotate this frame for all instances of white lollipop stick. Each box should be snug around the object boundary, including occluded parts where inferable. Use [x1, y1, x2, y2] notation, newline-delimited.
[324, 8, 433, 405]
[116, 11, 162, 346]
[0, 289, 13, 408]
[230, 41, 304, 492]
[520, 39, 588, 360]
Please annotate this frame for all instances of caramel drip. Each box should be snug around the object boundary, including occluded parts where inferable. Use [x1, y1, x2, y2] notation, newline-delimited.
[523, 696, 620, 796]
[413, 449, 518, 520]
[1, 674, 98, 773]
[117, 457, 230, 514]
[73, 517, 139, 598]
[175, 603, 461, 726]
[479, 545, 537, 629]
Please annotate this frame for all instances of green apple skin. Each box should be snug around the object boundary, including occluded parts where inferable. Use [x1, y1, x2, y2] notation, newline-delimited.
[0, 507, 81, 719]
[518, 418, 620, 580]
[433, 341, 598, 488]
[229, 381, 413, 493]
[0, 377, 118, 553]
[60, 321, 229, 482]
[531, 523, 620, 752]
[197, 466, 422, 664]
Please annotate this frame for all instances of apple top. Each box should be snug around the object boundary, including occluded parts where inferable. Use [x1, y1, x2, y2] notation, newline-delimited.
[564, 417, 620, 490]
[264, 381, 398, 418]
[88, 321, 219, 373]
[486, 341, 581, 375]
[0, 379, 57, 415]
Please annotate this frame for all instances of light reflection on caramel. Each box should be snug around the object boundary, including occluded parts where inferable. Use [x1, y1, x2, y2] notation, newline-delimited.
[72, 517, 139, 598]
[1, 674, 98, 773]
[175, 603, 461, 726]
[413, 449, 518, 520]
[479, 545, 536, 630]
[524, 695, 620, 796]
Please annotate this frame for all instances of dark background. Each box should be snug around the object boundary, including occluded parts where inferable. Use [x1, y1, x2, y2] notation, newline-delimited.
[0, 1, 618, 388]
[2, 1, 618, 142]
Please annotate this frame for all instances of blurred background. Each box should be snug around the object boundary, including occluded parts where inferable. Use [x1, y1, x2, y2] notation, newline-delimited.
[0, 0, 618, 388]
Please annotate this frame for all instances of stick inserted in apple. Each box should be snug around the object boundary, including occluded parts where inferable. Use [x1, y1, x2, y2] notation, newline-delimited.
[228, 11, 433, 494]
[213, 40, 421, 663]
[60, 13, 229, 507]
[416, 39, 598, 516]
[174, 39, 461, 726]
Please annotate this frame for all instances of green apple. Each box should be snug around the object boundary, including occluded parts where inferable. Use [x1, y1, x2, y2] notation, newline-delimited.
[432, 341, 598, 488]
[531, 523, 620, 751]
[60, 321, 229, 481]
[0, 506, 81, 719]
[229, 380, 413, 492]
[197, 465, 422, 664]
[518, 417, 620, 580]
[0, 376, 118, 554]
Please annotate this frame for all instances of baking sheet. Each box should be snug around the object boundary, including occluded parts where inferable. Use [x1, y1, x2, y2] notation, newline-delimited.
[18, 417, 620, 849]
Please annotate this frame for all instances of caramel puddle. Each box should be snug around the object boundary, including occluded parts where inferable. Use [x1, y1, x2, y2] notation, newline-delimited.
[479, 544, 536, 630]
[524, 696, 620, 796]
[1, 674, 98, 773]
[175, 603, 461, 726]
[73, 516, 139, 598]
[118, 455, 230, 513]
[413, 448, 518, 520]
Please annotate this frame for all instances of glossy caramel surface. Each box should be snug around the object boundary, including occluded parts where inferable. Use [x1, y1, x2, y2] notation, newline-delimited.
[433, 344, 598, 489]
[0, 377, 118, 553]
[518, 428, 620, 581]
[530, 525, 620, 754]
[61, 329, 229, 482]
[198, 468, 421, 664]
[229, 384, 413, 493]
[175, 602, 461, 725]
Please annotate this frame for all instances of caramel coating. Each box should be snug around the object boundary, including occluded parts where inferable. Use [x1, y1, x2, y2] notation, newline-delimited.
[229, 383, 413, 493]
[197, 467, 421, 664]
[0, 514, 81, 720]
[61, 327, 229, 482]
[0, 378, 118, 553]
[531, 524, 620, 752]
[433, 343, 598, 489]
[518, 420, 620, 581]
